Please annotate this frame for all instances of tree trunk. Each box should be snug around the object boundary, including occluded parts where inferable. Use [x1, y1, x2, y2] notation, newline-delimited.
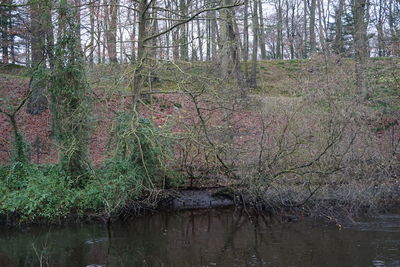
[172, 1, 180, 61]
[290, 0, 295, 59]
[130, 3, 136, 62]
[334, 0, 344, 54]
[276, 0, 283, 59]
[352, 0, 369, 97]
[44, 0, 54, 68]
[285, 0, 290, 59]
[211, 6, 218, 60]
[251, 0, 259, 88]
[375, 0, 385, 56]
[196, 2, 204, 61]
[107, 0, 118, 63]
[150, 1, 159, 59]
[179, 0, 189, 61]
[258, 0, 267, 59]
[51, 0, 91, 186]
[303, 0, 308, 58]
[89, 1, 95, 64]
[206, 5, 211, 60]
[96, 4, 102, 63]
[242, 0, 249, 79]
[27, 0, 48, 115]
[388, 0, 399, 56]
[0, 0, 11, 64]
[132, 0, 148, 109]
[74, 0, 82, 51]
[220, 0, 246, 96]
[309, 0, 317, 54]
[317, 0, 326, 54]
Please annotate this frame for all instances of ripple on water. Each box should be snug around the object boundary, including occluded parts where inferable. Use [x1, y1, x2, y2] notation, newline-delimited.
[351, 214, 400, 233]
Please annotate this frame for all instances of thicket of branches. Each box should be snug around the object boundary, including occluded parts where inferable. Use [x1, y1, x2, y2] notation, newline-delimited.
[0, 0, 399, 224]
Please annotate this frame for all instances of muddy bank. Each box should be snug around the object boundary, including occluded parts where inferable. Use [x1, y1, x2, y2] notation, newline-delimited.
[2, 184, 399, 227]
[0, 188, 236, 227]
[161, 189, 235, 210]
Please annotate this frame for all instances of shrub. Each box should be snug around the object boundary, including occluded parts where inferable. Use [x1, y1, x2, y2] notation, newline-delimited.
[0, 164, 75, 222]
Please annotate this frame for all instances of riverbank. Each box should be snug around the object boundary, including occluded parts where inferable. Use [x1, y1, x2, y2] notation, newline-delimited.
[2, 181, 399, 227]
[1, 57, 399, 226]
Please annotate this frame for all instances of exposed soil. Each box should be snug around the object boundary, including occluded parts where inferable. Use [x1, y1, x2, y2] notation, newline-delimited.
[161, 189, 235, 210]
[0, 75, 182, 166]
[0, 74, 263, 174]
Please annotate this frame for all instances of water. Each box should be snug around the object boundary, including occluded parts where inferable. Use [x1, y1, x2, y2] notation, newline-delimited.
[0, 208, 399, 267]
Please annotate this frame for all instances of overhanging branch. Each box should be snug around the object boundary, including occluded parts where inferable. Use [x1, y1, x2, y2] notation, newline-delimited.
[143, 1, 244, 43]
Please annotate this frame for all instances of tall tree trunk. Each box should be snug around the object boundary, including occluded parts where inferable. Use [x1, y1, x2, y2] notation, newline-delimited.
[51, 0, 91, 185]
[101, 0, 107, 63]
[106, 0, 118, 63]
[179, 0, 189, 61]
[172, 1, 180, 61]
[75, 0, 81, 48]
[89, 1, 95, 64]
[309, 0, 317, 54]
[290, 0, 295, 59]
[96, 4, 102, 63]
[130, 3, 136, 62]
[317, 0, 326, 54]
[375, 0, 385, 56]
[242, 0, 249, 79]
[30, 3, 45, 67]
[334, 0, 344, 54]
[0, 0, 11, 64]
[196, 0, 204, 61]
[303, 0, 308, 58]
[276, 0, 283, 59]
[9, 3, 16, 64]
[150, 1, 158, 59]
[388, 0, 399, 56]
[165, 0, 171, 60]
[206, 5, 211, 60]
[352, 0, 369, 97]
[251, 0, 259, 88]
[191, 20, 197, 60]
[285, 0, 290, 59]
[119, 13, 124, 62]
[44, 0, 54, 68]
[220, 0, 246, 96]
[26, 37, 30, 66]
[27, 0, 48, 115]
[258, 0, 267, 59]
[211, 6, 218, 60]
[132, 0, 148, 109]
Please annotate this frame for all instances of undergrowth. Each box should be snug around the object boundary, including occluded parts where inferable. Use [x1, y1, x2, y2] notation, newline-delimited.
[0, 112, 174, 225]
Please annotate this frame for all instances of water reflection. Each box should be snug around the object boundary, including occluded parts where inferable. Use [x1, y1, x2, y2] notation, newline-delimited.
[0, 208, 399, 266]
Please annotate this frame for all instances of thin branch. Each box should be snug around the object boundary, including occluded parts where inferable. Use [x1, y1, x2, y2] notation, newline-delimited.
[143, 1, 244, 43]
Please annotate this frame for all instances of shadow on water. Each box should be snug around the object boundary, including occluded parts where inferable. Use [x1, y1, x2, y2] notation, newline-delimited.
[0, 207, 400, 266]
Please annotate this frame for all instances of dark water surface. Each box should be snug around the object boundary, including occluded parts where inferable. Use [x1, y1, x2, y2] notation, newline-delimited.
[0, 208, 400, 267]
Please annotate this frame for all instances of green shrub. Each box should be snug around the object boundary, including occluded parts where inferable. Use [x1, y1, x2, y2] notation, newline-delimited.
[108, 113, 169, 185]
[0, 164, 75, 222]
[0, 111, 179, 223]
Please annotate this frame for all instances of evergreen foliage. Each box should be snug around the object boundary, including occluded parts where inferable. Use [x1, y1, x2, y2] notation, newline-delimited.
[49, 0, 91, 186]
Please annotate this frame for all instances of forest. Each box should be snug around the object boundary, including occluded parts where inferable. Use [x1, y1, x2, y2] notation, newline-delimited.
[0, 0, 399, 225]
